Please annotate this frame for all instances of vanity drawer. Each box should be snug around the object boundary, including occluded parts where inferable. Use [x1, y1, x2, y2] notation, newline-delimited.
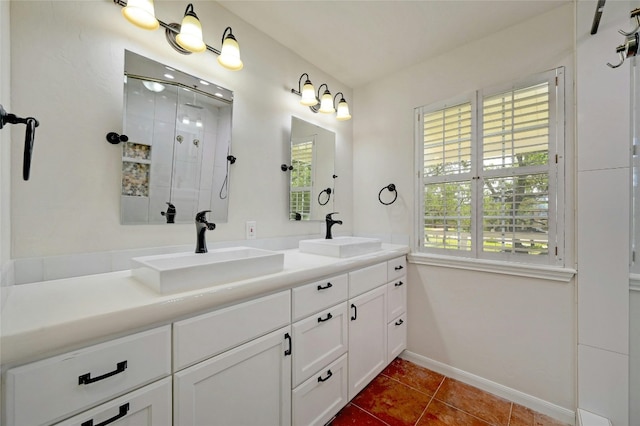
[292, 274, 348, 321]
[173, 290, 290, 370]
[292, 302, 348, 387]
[348, 262, 387, 297]
[5, 325, 171, 426]
[292, 353, 348, 426]
[387, 256, 407, 281]
[388, 312, 407, 361]
[53, 377, 172, 426]
[387, 276, 407, 320]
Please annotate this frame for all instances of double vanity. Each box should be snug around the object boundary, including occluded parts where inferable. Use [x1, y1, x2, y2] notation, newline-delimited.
[1, 239, 409, 426]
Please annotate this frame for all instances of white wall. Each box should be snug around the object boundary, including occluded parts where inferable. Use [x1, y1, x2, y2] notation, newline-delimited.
[353, 4, 576, 412]
[576, 1, 632, 424]
[8, 0, 353, 259]
[1, 0, 11, 282]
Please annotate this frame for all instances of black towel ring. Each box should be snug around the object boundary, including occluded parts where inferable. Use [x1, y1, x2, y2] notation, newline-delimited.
[378, 184, 398, 205]
[318, 188, 332, 206]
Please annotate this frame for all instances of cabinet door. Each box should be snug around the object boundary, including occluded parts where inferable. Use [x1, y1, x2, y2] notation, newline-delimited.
[348, 286, 387, 400]
[388, 312, 407, 361]
[53, 377, 172, 426]
[174, 326, 292, 426]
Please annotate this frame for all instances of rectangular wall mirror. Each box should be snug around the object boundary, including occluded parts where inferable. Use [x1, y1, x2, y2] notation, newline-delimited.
[288, 116, 336, 221]
[121, 50, 233, 225]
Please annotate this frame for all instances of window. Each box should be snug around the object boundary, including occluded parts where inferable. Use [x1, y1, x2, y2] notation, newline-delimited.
[290, 137, 314, 220]
[416, 68, 564, 266]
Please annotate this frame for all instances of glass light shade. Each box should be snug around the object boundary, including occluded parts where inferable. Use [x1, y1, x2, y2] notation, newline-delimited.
[122, 0, 159, 30]
[176, 14, 206, 53]
[218, 35, 244, 71]
[300, 80, 318, 106]
[336, 99, 351, 121]
[319, 90, 335, 114]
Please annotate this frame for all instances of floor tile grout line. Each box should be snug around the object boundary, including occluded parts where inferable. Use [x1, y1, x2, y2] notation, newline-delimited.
[432, 397, 503, 426]
[413, 375, 446, 426]
[380, 370, 509, 426]
[349, 401, 392, 426]
[380, 371, 444, 398]
[429, 376, 511, 426]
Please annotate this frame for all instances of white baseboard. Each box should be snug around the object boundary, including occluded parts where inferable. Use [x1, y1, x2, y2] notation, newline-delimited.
[576, 409, 612, 426]
[400, 351, 576, 426]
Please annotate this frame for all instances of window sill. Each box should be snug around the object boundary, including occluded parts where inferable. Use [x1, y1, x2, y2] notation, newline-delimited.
[407, 252, 576, 283]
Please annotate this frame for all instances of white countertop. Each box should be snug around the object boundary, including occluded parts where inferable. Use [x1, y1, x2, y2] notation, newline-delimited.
[1, 245, 409, 366]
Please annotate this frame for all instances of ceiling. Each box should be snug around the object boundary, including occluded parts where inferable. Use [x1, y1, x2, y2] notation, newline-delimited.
[218, 0, 571, 89]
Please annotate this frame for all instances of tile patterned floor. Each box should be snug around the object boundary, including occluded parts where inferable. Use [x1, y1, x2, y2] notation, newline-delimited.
[330, 358, 570, 426]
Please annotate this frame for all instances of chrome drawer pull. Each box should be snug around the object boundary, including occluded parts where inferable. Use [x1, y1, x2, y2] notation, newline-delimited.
[317, 369, 333, 383]
[81, 403, 129, 426]
[317, 313, 333, 323]
[317, 282, 333, 291]
[394, 265, 404, 271]
[395, 319, 404, 326]
[78, 361, 127, 385]
[395, 281, 404, 287]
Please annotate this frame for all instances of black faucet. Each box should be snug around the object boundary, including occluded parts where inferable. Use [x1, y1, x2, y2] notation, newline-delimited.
[325, 212, 343, 239]
[161, 202, 176, 223]
[195, 210, 216, 253]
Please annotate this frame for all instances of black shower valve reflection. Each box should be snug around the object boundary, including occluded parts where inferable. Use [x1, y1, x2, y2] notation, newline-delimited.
[161, 202, 176, 223]
[106, 132, 129, 145]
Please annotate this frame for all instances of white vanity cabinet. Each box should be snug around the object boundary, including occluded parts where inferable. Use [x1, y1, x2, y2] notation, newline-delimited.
[2, 250, 409, 426]
[291, 274, 349, 426]
[4, 326, 171, 426]
[172, 289, 292, 426]
[387, 257, 407, 361]
[347, 257, 408, 400]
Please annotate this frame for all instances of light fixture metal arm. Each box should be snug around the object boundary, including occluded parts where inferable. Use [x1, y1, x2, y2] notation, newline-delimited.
[290, 72, 310, 96]
[316, 83, 330, 100]
[113, 0, 221, 55]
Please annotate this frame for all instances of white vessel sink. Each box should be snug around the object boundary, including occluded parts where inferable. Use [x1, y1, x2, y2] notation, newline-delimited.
[131, 247, 284, 294]
[299, 237, 382, 258]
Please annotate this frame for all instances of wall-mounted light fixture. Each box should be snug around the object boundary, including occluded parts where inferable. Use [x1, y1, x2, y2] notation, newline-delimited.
[333, 92, 352, 121]
[290, 73, 351, 121]
[114, 0, 243, 71]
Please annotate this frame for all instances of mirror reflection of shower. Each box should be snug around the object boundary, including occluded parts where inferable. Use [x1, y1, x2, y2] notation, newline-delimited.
[120, 51, 233, 225]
